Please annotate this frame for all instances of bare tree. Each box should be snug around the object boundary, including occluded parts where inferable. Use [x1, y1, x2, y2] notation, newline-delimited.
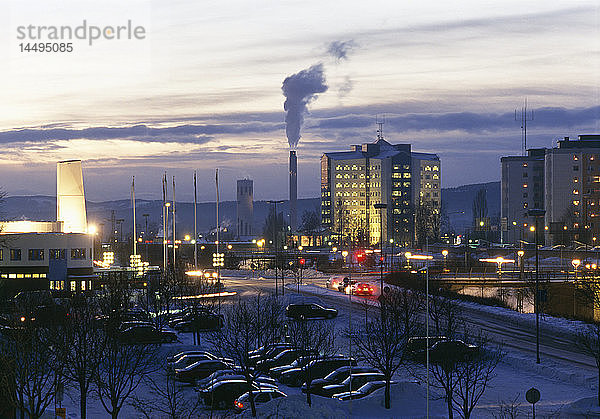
[0, 322, 66, 419]
[577, 323, 600, 406]
[95, 338, 159, 419]
[492, 394, 525, 419]
[415, 200, 440, 247]
[352, 288, 421, 409]
[287, 318, 335, 406]
[300, 209, 321, 246]
[206, 294, 284, 416]
[452, 337, 503, 419]
[472, 188, 488, 225]
[63, 295, 107, 419]
[428, 295, 464, 339]
[132, 363, 200, 419]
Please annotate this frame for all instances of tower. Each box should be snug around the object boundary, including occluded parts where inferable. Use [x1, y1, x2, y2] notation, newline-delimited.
[236, 179, 254, 238]
[57, 160, 88, 233]
[289, 150, 298, 232]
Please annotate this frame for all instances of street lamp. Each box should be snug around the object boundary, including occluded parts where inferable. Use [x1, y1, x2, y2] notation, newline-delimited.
[374, 203, 388, 295]
[442, 249, 448, 271]
[267, 200, 285, 297]
[389, 239, 395, 271]
[528, 207, 545, 365]
[572, 258, 581, 279]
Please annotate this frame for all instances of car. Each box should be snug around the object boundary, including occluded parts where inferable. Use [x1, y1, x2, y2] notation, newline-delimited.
[406, 336, 447, 355]
[317, 372, 386, 398]
[428, 340, 479, 363]
[233, 388, 287, 413]
[198, 374, 277, 393]
[326, 276, 345, 290]
[167, 350, 217, 364]
[256, 349, 302, 373]
[119, 324, 177, 344]
[337, 278, 357, 293]
[250, 343, 294, 366]
[200, 380, 265, 409]
[269, 355, 316, 379]
[352, 282, 374, 296]
[170, 353, 227, 372]
[285, 303, 337, 320]
[302, 366, 380, 394]
[279, 356, 357, 387]
[172, 312, 223, 332]
[175, 359, 233, 383]
[249, 342, 292, 361]
[118, 320, 154, 332]
[334, 380, 397, 401]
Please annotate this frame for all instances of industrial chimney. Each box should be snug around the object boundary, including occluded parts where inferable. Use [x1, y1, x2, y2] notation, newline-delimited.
[57, 160, 88, 233]
[289, 150, 297, 232]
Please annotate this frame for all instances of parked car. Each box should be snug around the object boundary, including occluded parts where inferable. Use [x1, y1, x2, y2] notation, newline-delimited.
[170, 353, 230, 372]
[406, 336, 447, 357]
[302, 366, 380, 394]
[119, 325, 177, 344]
[256, 349, 302, 373]
[118, 320, 154, 332]
[198, 373, 276, 392]
[168, 350, 217, 364]
[285, 303, 337, 320]
[200, 380, 264, 409]
[234, 388, 287, 413]
[428, 340, 479, 363]
[317, 372, 386, 398]
[279, 356, 357, 387]
[175, 359, 233, 383]
[334, 380, 396, 401]
[249, 343, 293, 366]
[172, 312, 223, 332]
[269, 355, 316, 379]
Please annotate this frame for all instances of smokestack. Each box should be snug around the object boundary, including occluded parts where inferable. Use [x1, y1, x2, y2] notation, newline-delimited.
[57, 160, 88, 233]
[289, 150, 297, 232]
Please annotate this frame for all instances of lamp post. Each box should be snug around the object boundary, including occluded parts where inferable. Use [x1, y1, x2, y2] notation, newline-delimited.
[389, 239, 394, 271]
[267, 200, 284, 296]
[442, 249, 448, 272]
[374, 203, 388, 294]
[572, 258, 581, 317]
[517, 250, 525, 279]
[528, 208, 545, 364]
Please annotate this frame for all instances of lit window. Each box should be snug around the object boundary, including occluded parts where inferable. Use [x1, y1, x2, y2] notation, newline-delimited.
[523, 184, 528, 188]
[70, 281, 76, 292]
[573, 190, 579, 195]
[573, 200, 580, 206]
[574, 177, 579, 183]
[574, 155, 579, 161]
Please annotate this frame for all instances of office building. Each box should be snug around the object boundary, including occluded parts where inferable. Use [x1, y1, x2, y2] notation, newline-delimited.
[321, 136, 440, 247]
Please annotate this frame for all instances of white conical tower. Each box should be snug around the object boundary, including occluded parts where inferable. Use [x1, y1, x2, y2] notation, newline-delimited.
[57, 160, 88, 233]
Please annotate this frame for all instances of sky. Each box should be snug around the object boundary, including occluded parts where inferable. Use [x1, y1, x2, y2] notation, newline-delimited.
[0, 0, 598, 202]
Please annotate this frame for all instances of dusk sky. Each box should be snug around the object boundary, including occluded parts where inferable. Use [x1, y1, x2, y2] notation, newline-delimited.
[0, 0, 598, 202]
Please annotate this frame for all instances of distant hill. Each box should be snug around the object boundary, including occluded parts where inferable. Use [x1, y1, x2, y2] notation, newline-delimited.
[0, 181, 500, 238]
[442, 181, 500, 232]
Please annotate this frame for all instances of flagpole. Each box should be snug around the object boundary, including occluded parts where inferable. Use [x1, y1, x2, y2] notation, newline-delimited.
[162, 173, 167, 275]
[194, 171, 198, 270]
[172, 176, 176, 269]
[132, 176, 137, 256]
[216, 169, 220, 311]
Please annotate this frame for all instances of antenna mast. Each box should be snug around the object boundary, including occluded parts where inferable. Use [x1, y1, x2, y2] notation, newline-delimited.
[376, 115, 385, 140]
[515, 98, 534, 155]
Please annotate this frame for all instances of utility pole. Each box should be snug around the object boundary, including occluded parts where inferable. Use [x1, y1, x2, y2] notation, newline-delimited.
[528, 208, 545, 364]
[374, 203, 387, 293]
[267, 200, 284, 296]
[143, 213, 149, 263]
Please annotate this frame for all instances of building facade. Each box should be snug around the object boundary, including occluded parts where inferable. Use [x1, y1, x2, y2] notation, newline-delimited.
[501, 135, 600, 245]
[321, 137, 441, 247]
[500, 148, 545, 244]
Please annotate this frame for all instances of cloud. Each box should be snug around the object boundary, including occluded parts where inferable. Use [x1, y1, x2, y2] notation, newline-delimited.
[326, 40, 357, 61]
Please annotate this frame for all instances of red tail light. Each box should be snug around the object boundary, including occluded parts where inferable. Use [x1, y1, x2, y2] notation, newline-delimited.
[235, 401, 244, 409]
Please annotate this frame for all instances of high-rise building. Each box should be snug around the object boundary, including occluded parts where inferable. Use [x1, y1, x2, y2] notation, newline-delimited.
[501, 135, 600, 245]
[321, 137, 440, 247]
[236, 179, 254, 239]
[500, 149, 545, 243]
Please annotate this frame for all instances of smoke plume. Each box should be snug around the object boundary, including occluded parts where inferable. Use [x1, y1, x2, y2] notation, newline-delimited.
[327, 40, 356, 61]
[282, 63, 328, 148]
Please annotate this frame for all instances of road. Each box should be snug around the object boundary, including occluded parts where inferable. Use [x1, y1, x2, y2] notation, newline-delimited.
[222, 272, 598, 373]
